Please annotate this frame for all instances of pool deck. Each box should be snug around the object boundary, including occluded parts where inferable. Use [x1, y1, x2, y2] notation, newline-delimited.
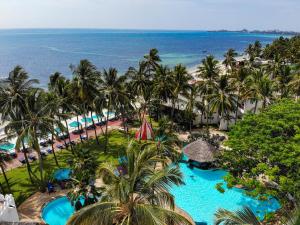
[18, 188, 196, 225]
[18, 189, 69, 223]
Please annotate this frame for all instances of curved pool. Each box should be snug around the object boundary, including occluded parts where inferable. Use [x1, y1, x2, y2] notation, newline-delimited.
[170, 163, 281, 225]
[42, 196, 74, 225]
[42, 164, 280, 225]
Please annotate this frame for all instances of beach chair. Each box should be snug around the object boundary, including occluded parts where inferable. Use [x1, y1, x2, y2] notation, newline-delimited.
[56, 144, 64, 149]
[29, 154, 37, 161]
[47, 182, 55, 194]
[18, 157, 26, 164]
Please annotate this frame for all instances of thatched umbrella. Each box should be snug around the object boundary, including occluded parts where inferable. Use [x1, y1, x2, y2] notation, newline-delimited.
[183, 139, 218, 163]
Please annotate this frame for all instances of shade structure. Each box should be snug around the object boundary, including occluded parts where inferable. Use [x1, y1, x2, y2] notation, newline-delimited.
[183, 139, 218, 163]
[81, 117, 93, 124]
[69, 121, 82, 128]
[53, 168, 72, 181]
[92, 114, 102, 120]
[0, 142, 15, 154]
[135, 119, 154, 141]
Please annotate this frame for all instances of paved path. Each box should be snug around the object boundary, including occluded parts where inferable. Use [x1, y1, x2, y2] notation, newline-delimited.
[4, 120, 123, 171]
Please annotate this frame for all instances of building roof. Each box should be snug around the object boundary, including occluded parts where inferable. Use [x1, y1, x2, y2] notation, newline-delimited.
[183, 139, 218, 163]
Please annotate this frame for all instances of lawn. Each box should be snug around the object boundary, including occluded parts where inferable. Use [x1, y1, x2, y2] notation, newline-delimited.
[0, 130, 133, 205]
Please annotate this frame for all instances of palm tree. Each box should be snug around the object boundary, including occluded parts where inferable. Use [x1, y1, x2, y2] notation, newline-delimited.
[170, 64, 192, 125]
[197, 55, 220, 81]
[67, 142, 192, 225]
[245, 44, 256, 63]
[214, 206, 260, 225]
[152, 65, 175, 119]
[49, 73, 76, 152]
[209, 75, 236, 130]
[143, 48, 161, 78]
[71, 60, 99, 139]
[197, 56, 220, 127]
[126, 62, 152, 120]
[0, 152, 11, 193]
[183, 84, 199, 132]
[244, 68, 265, 113]
[289, 73, 300, 100]
[253, 40, 262, 58]
[275, 65, 293, 99]
[215, 206, 300, 225]
[101, 68, 127, 153]
[5, 90, 64, 189]
[229, 65, 250, 122]
[223, 48, 238, 70]
[0, 66, 39, 183]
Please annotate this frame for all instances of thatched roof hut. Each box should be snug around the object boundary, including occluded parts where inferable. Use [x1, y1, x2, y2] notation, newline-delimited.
[183, 139, 218, 163]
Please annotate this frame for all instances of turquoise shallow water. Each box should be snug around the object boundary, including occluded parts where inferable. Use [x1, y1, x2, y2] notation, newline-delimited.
[170, 163, 281, 225]
[0, 29, 282, 87]
[42, 163, 280, 225]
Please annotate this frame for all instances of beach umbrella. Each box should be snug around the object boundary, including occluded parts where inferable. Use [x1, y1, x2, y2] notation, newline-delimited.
[0, 142, 15, 154]
[135, 119, 154, 141]
[81, 117, 93, 124]
[69, 121, 82, 128]
[53, 168, 72, 181]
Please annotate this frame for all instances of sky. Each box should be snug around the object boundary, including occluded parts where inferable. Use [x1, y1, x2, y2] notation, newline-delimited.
[0, 0, 300, 31]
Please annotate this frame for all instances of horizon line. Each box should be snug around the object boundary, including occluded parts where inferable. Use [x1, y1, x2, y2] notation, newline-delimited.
[0, 27, 299, 33]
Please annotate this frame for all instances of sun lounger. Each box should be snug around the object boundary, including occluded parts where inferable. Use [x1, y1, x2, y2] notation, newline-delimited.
[47, 182, 55, 194]
[56, 144, 64, 149]
[18, 157, 26, 164]
[29, 154, 37, 161]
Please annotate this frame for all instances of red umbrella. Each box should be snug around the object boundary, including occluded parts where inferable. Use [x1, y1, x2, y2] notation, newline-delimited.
[135, 119, 154, 141]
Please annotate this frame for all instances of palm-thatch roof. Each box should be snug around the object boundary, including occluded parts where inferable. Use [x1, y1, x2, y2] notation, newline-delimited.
[183, 139, 218, 163]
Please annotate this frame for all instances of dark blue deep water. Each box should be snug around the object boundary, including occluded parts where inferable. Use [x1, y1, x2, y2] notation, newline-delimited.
[0, 29, 280, 87]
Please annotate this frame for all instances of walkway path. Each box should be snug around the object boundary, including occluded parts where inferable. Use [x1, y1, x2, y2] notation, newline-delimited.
[18, 189, 69, 223]
[4, 120, 123, 171]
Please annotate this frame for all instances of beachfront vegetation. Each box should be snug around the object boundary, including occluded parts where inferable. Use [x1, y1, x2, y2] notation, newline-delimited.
[0, 35, 299, 223]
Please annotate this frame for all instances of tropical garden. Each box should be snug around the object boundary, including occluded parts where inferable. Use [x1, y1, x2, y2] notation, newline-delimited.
[0, 35, 299, 224]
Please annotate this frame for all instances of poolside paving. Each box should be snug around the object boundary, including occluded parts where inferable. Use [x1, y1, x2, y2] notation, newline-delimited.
[18, 189, 69, 223]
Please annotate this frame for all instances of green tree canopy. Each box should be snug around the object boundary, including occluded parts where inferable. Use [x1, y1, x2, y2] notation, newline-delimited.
[220, 100, 300, 202]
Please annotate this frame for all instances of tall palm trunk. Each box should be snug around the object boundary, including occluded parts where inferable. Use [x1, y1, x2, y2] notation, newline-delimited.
[64, 119, 74, 154]
[104, 97, 111, 153]
[34, 136, 44, 184]
[58, 115, 69, 149]
[234, 92, 240, 123]
[83, 105, 89, 139]
[0, 182, 4, 194]
[76, 115, 83, 143]
[21, 140, 33, 183]
[0, 162, 11, 193]
[98, 116, 105, 135]
[51, 133, 59, 167]
[90, 111, 99, 145]
[171, 98, 176, 128]
[254, 100, 258, 113]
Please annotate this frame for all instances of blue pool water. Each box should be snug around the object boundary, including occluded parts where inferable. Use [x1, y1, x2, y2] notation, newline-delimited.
[42, 197, 74, 225]
[170, 163, 281, 225]
[42, 164, 280, 225]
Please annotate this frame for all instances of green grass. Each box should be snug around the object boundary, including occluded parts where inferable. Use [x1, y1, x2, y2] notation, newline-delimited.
[0, 130, 132, 205]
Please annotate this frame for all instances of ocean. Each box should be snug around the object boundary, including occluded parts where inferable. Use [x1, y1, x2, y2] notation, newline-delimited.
[0, 29, 281, 87]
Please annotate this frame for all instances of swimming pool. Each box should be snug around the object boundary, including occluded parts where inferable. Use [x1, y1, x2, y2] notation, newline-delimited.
[42, 164, 280, 225]
[170, 163, 281, 225]
[42, 196, 74, 225]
